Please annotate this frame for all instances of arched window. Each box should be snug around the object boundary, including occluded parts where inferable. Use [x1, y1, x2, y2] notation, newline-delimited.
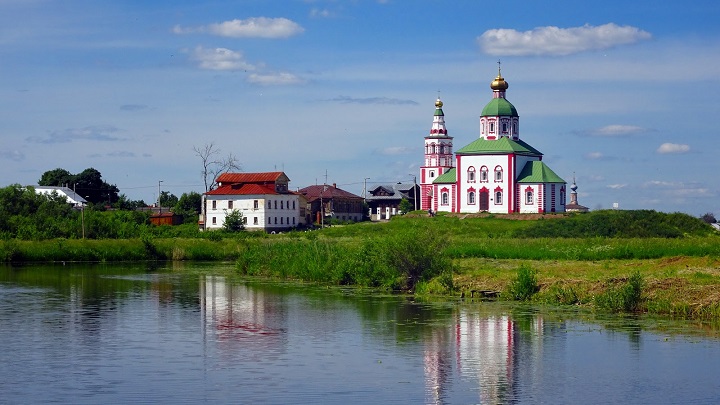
[468, 191, 476, 205]
[490, 122, 495, 133]
[480, 166, 489, 182]
[495, 191, 503, 205]
[494, 166, 503, 182]
[502, 122, 508, 133]
[526, 190, 534, 205]
[430, 171, 435, 178]
[467, 166, 476, 182]
[441, 192, 449, 205]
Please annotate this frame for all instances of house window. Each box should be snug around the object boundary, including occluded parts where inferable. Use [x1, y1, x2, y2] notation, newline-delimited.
[253, 217, 258, 225]
[293, 217, 296, 225]
[242, 216, 247, 224]
[212, 200, 217, 210]
[480, 167, 488, 182]
[274, 201, 277, 209]
[467, 167, 476, 182]
[293, 201, 296, 210]
[526, 190, 534, 205]
[441, 192, 449, 205]
[274, 217, 277, 224]
[495, 191, 503, 205]
[253, 200, 258, 210]
[268, 200, 271, 209]
[468, 191, 476, 205]
[494, 166, 503, 182]
[212, 217, 216, 225]
[228, 200, 233, 209]
[281, 201, 284, 209]
[281, 217, 283, 224]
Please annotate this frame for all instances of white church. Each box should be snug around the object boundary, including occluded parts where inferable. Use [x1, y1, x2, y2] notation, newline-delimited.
[420, 67, 566, 214]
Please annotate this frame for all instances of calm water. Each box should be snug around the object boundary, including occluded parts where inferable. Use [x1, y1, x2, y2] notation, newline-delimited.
[1, 263, 719, 404]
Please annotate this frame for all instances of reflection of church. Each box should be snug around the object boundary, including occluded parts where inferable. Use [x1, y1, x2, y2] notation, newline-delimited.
[420, 66, 566, 214]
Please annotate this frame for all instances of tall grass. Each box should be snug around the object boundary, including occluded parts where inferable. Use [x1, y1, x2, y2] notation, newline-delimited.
[507, 264, 539, 300]
[594, 272, 644, 313]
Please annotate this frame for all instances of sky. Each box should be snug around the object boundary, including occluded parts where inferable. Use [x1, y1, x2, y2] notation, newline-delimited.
[1, 0, 718, 216]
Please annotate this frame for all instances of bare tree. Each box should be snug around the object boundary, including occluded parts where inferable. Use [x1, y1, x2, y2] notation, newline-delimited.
[193, 143, 242, 192]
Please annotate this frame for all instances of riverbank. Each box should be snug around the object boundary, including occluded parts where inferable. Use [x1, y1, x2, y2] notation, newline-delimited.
[2, 212, 718, 320]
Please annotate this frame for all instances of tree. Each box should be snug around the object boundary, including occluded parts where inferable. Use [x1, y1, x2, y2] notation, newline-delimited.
[114, 194, 147, 210]
[193, 143, 242, 192]
[701, 212, 717, 224]
[398, 198, 413, 214]
[174, 191, 202, 223]
[222, 209, 245, 232]
[38, 168, 73, 187]
[159, 191, 178, 208]
[38, 167, 119, 206]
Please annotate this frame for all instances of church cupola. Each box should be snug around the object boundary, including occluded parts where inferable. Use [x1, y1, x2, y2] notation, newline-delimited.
[430, 97, 448, 136]
[480, 62, 520, 141]
[420, 96, 454, 211]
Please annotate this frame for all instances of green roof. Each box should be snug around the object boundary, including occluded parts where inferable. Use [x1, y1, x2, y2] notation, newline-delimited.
[455, 137, 543, 156]
[481, 98, 518, 117]
[516, 161, 565, 183]
[434, 108, 444, 116]
[433, 168, 457, 184]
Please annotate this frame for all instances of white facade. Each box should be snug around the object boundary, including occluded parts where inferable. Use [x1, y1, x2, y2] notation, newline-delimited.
[204, 193, 304, 231]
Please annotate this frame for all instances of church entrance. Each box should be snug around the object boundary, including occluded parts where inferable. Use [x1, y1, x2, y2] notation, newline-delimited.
[479, 190, 489, 211]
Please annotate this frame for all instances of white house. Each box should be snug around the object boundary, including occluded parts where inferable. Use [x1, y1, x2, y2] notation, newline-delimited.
[202, 172, 307, 232]
[420, 66, 566, 214]
[33, 186, 87, 208]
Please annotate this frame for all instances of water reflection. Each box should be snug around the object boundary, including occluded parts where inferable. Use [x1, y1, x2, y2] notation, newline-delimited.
[1, 264, 719, 404]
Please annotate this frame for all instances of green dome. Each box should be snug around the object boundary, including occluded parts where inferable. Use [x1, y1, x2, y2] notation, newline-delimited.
[481, 98, 518, 117]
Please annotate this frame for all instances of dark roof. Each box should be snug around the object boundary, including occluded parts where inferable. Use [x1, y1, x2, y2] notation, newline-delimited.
[298, 184, 363, 202]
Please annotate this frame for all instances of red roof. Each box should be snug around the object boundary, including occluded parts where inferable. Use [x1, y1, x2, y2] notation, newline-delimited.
[206, 183, 278, 196]
[298, 184, 363, 202]
[216, 172, 285, 184]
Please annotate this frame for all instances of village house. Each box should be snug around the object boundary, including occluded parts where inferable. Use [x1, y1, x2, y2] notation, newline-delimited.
[365, 182, 420, 221]
[202, 172, 307, 232]
[297, 183, 365, 224]
[32, 186, 87, 208]
[420, 67, 566, 214]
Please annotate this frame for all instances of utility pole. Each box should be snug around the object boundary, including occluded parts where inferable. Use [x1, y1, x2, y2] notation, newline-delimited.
[158, 180, 163, 215]
[408, 174, 417, 211]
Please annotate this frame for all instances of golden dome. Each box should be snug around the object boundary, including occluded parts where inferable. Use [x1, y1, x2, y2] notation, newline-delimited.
[490, 74, 508, 91]
[435, 98, 443, 108]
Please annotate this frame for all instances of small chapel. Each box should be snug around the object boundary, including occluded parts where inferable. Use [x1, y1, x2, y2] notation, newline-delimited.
[419, 66, 566, 214]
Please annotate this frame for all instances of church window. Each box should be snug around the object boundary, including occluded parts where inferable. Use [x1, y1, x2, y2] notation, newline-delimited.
[481, 122, 485, 134]
[494, 166, 503, 182]
[480, 167, 489, 182]
[441, 192, 449, 205]
[502, 122, 508, 133]
[468, 191, 476, 205]
[430, 171, 435, 178]
[495, 191, 503, 205]
[467, 167, 476, 182]
[490, 122, 495, 133]
[526, 190, 534, 205]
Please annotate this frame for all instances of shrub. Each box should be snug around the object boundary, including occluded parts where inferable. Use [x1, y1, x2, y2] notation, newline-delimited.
[508, 264, 539, 300]
[595, 272, 644, 312]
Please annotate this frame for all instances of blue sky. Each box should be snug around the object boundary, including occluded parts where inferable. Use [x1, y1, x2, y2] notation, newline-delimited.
[1, 0, 718, 216]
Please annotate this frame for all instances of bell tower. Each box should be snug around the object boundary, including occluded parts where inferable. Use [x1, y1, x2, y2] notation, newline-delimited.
[420, 97, 454, 211]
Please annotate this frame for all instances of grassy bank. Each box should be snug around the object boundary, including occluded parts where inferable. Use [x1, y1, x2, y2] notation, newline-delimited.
[2, 211, 719, 320]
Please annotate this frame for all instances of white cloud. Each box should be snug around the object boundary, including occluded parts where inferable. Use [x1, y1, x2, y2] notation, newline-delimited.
[247, 72, 305, 85]
[478, 23, 651, 56]
[310, 8, 333, 18]
[657, 143, 690, 154]
[0, 150, 25, 161]
[174, 17, 304, 39]
[590, 125, 648, 137]
[585, 152, 604, 160]
[606, 184, 627, 189]
[381, 146, 414, 155]
[190, 46, 255, 71]
[330, 96, 418, 105]
[26, 125, 123, 144]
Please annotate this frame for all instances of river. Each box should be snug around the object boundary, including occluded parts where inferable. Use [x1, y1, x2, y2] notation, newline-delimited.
[1, 262, 719, 404]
